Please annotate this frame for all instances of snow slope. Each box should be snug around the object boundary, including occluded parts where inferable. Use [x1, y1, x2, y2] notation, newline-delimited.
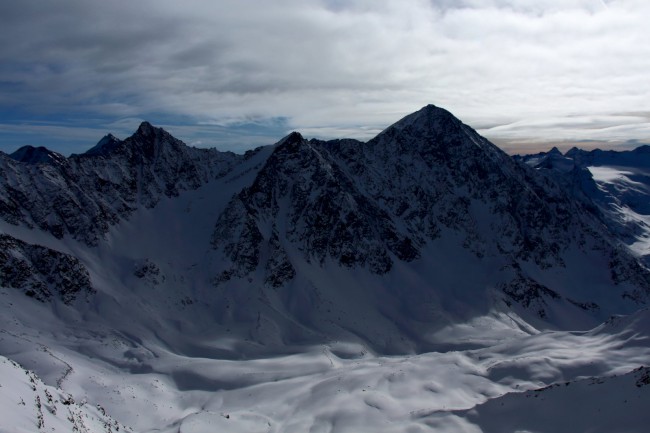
[0, 354, 133, 433]
[3, 285, 648, 432]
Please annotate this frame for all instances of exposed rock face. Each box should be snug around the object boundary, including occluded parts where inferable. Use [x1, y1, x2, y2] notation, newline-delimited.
[211, 130, 419, 287]
[0, 234, 94, 304]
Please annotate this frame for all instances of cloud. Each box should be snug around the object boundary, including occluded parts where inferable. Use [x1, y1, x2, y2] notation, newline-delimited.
[0, 0, 649, 153]
[480, 113, 650, 153]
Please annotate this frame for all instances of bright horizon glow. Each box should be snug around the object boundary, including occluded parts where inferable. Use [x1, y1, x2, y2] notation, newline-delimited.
[0, 0, 649, 155]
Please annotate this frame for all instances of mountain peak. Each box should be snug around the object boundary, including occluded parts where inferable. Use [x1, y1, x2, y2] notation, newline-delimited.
[131, 122, 179, 145]
[564, 147, 583, 158]
[397, 104, 456, 125]
[275, 131, 306, 152]
[370, 103, 498, 160]
[83, 133, 122, 157]
[136, 121, 156, 137]
[9, 145, 66, 165]
[279, 131, 304, 144]
[420, 103, 447, 114]
[377, 104, 463, 141]
[633, 144, 650, 154]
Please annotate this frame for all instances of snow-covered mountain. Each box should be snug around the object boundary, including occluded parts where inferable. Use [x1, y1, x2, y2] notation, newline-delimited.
[9, 145, 67, 165]
[211, 105, 649, 344]
[0, 121, 239, 245]
[518, 145, 650, 265]
[1, 105, 649, 432]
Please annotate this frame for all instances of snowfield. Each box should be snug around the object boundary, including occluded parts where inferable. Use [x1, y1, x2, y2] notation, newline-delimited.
[1, 287, 649, 432]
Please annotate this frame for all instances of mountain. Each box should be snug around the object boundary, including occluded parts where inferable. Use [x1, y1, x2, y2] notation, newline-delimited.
[513, 146, 574, 172]
[82, 133, 123, 157]
[519, 145, 650, 265]
[0, 121, 240, 245]
[1, 107, 649, 346]
[211, 105, 649, 346]
[1, 106, 650, 432]
[9, 145, 66, 165]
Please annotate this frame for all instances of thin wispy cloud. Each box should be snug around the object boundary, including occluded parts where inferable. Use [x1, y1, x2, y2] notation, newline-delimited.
[0, 0, 649, 154]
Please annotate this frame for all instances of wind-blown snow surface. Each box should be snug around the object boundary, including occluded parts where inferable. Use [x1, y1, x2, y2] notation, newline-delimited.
[2, 286, 649, 432]
[1, 107, 650, 432]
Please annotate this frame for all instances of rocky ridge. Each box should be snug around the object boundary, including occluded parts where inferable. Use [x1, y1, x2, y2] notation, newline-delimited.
[211, 106, 650, 323]
[0, 122, 240, 245]
[0, 233, 94, 304]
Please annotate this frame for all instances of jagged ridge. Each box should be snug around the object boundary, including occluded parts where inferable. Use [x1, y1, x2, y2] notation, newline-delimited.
[210, 105, 650, 328]
[0, 122, 240, 245]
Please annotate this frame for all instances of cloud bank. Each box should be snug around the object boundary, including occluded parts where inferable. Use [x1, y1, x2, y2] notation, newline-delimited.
[0, 0, 649, 153]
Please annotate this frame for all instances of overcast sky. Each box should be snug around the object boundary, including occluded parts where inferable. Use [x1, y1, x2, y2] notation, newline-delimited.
[1, 0, 649, 155]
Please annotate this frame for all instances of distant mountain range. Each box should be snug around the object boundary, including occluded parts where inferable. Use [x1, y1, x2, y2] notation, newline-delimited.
[515, 145, 650, 265]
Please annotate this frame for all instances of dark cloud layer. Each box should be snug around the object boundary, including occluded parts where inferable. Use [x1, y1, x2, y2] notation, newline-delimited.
[0, 0, 649, 154]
